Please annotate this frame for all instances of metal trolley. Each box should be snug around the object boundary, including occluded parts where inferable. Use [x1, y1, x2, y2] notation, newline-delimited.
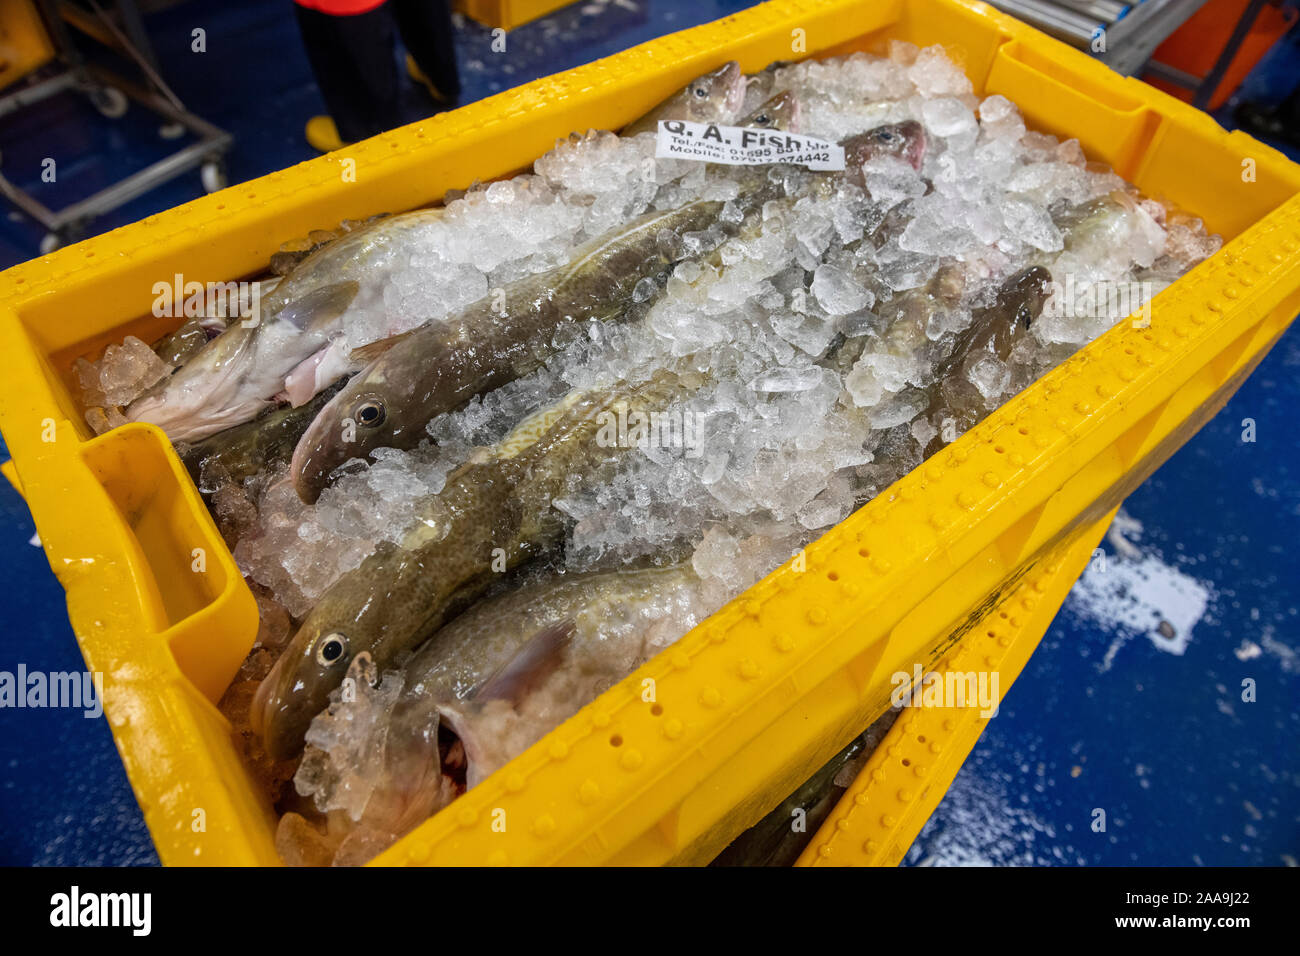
[0, 0, 232, 254]
[989, 0, 1281, 95]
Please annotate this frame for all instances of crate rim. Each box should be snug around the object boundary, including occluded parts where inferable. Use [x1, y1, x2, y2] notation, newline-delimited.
[0, 0, 1297, 866]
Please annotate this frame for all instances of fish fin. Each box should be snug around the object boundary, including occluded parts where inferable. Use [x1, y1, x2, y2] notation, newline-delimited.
[283, 346, 328, 407]
[275, 280, 360, 333]
[347, 327, 417, 364]
[493, 388, 588, 459]
[472, 620, 575, 706]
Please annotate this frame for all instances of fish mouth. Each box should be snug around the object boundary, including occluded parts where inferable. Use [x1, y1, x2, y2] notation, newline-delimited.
[249, 658, 277, 741]
[288, 427, 324, 504]
[435, 706, 489, 790]
[289, 389, 345, 504]
[250, 653, 313, 761]
[435, 721, 469, 796]
[722, 63, 747, 119]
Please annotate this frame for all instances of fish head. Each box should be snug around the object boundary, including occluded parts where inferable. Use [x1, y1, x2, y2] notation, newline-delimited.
[684, 61, 747, 124]
[252, 579, 389, 760]
[126, 280, 358, 442]
[739, 91, 801, 132]
[844, 120, 927, 172]
[290, 346, 422, 503]
[999, 265, 1053, 329]
[288, 657, 453, 857]
[125, 322, 273, 441]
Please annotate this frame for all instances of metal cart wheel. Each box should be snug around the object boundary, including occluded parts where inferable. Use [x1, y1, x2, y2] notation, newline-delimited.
[200, 158, 227, 194]
[40, 219, 85, 254]
[90, 85, 129, 118]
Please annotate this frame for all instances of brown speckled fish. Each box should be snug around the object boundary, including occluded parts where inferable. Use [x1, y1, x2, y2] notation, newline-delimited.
[255, 368, 702, 759]
[622, 61, 748, 137]
[288, 198, 733, 504]
[290, 121, 926, 505]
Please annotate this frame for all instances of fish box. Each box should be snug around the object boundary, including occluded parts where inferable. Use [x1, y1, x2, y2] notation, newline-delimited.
[455, 0, 576, 32]
[1, 0, 1298, 866]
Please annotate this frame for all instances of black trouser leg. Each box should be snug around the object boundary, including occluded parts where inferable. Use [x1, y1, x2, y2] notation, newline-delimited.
[295, 5, 402, 142]
[391, 0, 461, 104]
[1277, 83, 1300, 131]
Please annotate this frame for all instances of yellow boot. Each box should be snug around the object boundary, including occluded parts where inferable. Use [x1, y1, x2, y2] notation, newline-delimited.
[305, 115, 346, 153]
[406, 53, 452, 105]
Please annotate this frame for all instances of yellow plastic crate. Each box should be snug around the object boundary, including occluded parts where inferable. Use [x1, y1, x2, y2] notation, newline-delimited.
[797, 505, 1116, 867]
[1, 0, 1298, 867]
[455, 0, 575, 32]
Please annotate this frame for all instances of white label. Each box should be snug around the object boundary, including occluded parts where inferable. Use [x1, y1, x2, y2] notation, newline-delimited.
[655, 120, 845, 171]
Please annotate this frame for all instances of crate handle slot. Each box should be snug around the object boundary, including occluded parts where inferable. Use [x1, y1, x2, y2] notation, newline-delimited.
[986, 38, 1163, 179]
[74, 424, 256, 703]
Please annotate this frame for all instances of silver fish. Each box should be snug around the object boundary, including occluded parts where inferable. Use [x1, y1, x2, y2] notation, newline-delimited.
[125, 210, 445, 441]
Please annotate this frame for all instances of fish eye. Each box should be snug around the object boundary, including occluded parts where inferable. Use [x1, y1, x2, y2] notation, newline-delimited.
[355, 399, 385, 427]
[874, 128, 899, 144]
[693, 85, 708, 99]
[754, 112, 771, 125]
[315, 632, 349, 666]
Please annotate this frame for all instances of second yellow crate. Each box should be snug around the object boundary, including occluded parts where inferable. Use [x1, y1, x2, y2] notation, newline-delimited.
[455, 0, 576, 32]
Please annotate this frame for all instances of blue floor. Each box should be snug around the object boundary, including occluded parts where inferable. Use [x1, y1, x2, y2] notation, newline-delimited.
[0, 1, 1297, 866]
[906, 327, 1300, 866]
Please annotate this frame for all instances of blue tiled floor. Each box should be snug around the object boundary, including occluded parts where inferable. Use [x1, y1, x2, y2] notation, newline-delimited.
[905, 324, 1300, 866]
[0, 0, 1296, 866]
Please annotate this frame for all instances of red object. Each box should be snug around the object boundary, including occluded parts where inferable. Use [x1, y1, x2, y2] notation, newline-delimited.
[1148, 0, 1296, 111]
[293, 0, 387, 15]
